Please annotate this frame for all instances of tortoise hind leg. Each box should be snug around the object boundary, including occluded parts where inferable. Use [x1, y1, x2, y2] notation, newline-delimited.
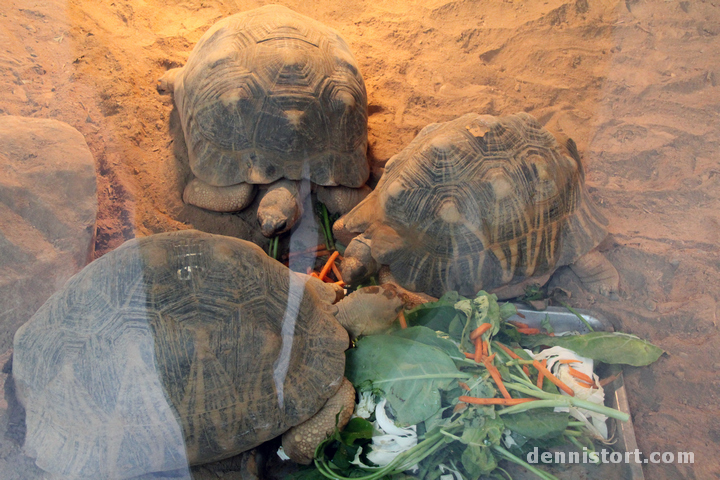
[569, 249, 619, 296]
[281, 378, 355, 465]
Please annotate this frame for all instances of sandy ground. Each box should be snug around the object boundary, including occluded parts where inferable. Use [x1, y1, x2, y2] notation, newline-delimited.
[1, 0, 719, 478]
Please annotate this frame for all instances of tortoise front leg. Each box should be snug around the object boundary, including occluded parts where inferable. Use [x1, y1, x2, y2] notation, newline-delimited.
[569, 249, 620, 296]
[183, 177, 257, 212]
[281, 378, 355, 465]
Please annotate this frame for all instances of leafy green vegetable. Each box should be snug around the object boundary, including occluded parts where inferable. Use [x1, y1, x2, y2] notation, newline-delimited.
[346, 335, 467, 426]
[390, 326, 464, 360]
[521, 332, 664, 366]
[502, 409, 569, 440]
[308, 291, 662, 480]
[340, 417, 375, 445]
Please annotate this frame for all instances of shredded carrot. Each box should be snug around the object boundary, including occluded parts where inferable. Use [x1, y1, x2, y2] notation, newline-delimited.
[533, 360, 575, 396]
[318, 251, 340, 280]
[483, 355, 512, 399]
[482, 340, 489, 358]
[495, 342, 531, 377]
[509, 321, 530, 329]
[599, 373, 620, 388]
[516, 311, 526, 319]
[397, 310, 407, 329]
[575, 380, 594, 388]
[285, 244, 326, 259]
[459, 396, 537, 406]
[464, 352, 475, 359]
[474, 337, 483, 363]
[495, 342, 521, 360]
[310, 272, 320, 278]
[458, 381, 471, 391]
[568, 367, 595, 386]
[559, 359, 581, 364]
[331, 262, 344, 283]
[517, 327, 542, 335]
[536, 359, 546, 389]
[334, 280, 345, 285]
[453, 402, 468, 413]
[469, 323, 493, 340]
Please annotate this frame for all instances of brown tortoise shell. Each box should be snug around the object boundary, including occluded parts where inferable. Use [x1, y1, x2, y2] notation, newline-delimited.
[341, 112, 608, 297]
[173, 5, 369, 189]
[12, 230, 347, 478]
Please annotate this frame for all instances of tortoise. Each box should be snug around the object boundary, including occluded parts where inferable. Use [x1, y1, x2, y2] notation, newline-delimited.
[334, 112, 619, 299]
[12, 230, 403, 479]
[157, 5, 371, 237]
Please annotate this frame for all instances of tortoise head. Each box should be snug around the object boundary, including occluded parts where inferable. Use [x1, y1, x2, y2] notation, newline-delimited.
[334, 284, 404, 339]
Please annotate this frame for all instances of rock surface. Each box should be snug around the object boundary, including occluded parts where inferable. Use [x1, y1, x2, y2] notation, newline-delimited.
[0, 116, 97, 354]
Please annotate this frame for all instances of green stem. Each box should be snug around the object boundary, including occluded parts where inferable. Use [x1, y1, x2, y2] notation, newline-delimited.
[499, 382, 629, 421]
[492, 444, 559, 480]
[372, 372, 474, 384]
[559, 301, 594, 332]
[320, 203, 335, 251]
[563, 429, 583, 437]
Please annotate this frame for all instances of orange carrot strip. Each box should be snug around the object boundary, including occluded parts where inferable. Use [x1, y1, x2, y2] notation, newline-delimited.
[517, 328, 542, 335]
[334, 280, 345, 285]
[509, 321, 530, 329]
[318, 251, 340, 280]
[474, 337, 483, 363]
[458, 381, 471, 391]
[483, 356, 512, 399]
[469, 323, 493, 340]
[459, 396, 537, 406]
[453, 402, 468, 413]
[482, 340, 488, 358]
[398, 310, 407, 329]
[285, 244, 326, 259]
[559, 359, 581, 364]
[533, 360, 575, 397]
[576, 381, 594, 388]
[310, 272, 321, 278]
[331, 263, 344, 283]
[495, 342, 531, 377]
[495, 342, 522, 360]
[568, 367, 595, 386]
[464, 352, 475, 359]
[536, 359, 546, 389]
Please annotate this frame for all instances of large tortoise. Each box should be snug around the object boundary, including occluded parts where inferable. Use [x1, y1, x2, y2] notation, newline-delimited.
[335, 112, 620, 299]
[158, 5, 370, 237]
[12, 230, 402, 479]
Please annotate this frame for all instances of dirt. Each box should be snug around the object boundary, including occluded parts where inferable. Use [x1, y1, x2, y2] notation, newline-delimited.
[1, 0, 718, 478]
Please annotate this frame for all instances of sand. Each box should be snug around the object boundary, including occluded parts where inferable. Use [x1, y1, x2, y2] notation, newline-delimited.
[1, 0, 719, 478]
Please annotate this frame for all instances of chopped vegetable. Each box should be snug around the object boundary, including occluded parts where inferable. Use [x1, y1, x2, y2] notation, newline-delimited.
[302, 290, 660, 480]
[459, 396, 537, 406]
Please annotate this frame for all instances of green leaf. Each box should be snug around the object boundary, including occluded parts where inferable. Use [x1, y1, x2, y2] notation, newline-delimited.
[462, 445, 497, 478]
[340, 417, 374, 445]
[502, 409, 569, 440]
[390, 326, 464, 360]
[405, 291, 464, 331]
[521, 332, 664, 366]
[346, 335, 463, 426]
[540, 314, 555, 334]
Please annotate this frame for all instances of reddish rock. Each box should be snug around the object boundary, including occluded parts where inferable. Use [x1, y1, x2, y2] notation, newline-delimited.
[0, 116, 97, 353]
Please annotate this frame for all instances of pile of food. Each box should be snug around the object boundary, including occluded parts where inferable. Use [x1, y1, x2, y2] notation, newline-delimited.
[286, 291, 662, 480]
